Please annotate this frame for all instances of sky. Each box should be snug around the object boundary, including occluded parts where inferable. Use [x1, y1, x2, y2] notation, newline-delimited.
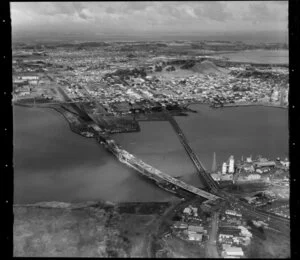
[10, 1, 288, 41]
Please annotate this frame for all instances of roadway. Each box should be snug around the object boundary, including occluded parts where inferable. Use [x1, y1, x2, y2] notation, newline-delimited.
[103, 139, 220, 201]
[206, 212, 220, 258]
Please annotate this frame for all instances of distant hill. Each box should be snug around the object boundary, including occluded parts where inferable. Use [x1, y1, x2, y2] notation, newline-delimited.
[190, 60, 229, 74]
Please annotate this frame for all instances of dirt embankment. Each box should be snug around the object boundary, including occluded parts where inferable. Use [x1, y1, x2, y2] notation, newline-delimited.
[13, 201, 173, 257]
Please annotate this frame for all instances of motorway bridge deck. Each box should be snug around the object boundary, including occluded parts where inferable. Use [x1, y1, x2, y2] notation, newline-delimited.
[103, 139, 220, 201]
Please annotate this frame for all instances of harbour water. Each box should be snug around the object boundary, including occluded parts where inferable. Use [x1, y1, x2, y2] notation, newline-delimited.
[221, 49, 288, 64]
[13, 106, 174, 204]
[13, 104, 288, 204]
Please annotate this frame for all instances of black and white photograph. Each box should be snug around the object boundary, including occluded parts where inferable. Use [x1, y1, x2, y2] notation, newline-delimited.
[11, 1, 290, 258]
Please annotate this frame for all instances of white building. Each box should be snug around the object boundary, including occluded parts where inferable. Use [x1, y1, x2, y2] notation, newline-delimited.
[228, 155, 235, 173]
[173, 222, 188, 229]
[222, 162, 227, 175]
[29, 80, 38, 85]
[246, 156, 252, 163]
[225, 210, 242, 218]
[244, 165, 255, 173]
[280, 159, 290, 168]
[247, 174, 261, 180]
[219, 234, 233, 240]
[188, 232, 203, 241]
[271, 90, 279, 101]
[256, 169, 263, 174]
[183, 207, 192, 215]
[223, 246, 244, 258]
[190, 206, 198, 217]
[21, 76, 39, 80]
[13, 79, 27, 84]
[238, 226, 252, 238]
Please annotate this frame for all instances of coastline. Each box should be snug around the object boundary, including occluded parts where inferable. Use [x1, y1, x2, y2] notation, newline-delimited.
[221, 103, 288, 109]
[13, 200, 174, 209]
[185, 101, 288, 110]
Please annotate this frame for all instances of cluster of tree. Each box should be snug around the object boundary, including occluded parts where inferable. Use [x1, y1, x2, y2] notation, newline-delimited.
[180, 60, 196, 69]
[166, 104, 181, 110]
[166, 59, 187, 66]
[165, 65, 176, 72]
[190, 43, 206, 49]
[127, 53, 136, 58]
[234, 70, 288, 82]
[105, 67, 147, 80]
[154, 65, 163, 72]
[119, 43, 167, 52]
[232, 85, 251, 92]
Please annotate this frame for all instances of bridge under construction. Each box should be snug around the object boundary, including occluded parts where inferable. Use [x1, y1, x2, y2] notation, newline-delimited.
[163, 110, 220, 192]
[99, 138, 220, 201]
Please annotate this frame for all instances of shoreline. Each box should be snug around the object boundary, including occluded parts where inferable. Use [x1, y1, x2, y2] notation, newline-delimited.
[13, 200, 174, 209]
[220, 103, 288, 109]
[185, 101, 288, 110]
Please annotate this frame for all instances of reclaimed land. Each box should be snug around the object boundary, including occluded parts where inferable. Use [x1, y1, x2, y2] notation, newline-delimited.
[13, 200, 181, 257]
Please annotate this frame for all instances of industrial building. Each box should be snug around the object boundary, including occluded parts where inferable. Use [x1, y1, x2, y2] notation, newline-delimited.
[222, 155, 235, 174]
[187, 232, 203, 241]
[254, 161, 276, 168]
[225, 210, 242, 218]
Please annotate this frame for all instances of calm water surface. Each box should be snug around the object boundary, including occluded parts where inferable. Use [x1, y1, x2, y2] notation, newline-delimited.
[13, 106, 173, 204]
[222, 49, 288, 64]
[14, 104, 288, 203]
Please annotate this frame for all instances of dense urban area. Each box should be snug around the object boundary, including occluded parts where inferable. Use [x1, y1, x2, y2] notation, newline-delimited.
[13, 40, 289, 258]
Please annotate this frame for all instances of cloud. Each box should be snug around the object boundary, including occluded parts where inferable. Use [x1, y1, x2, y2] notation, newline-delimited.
[273, 1, 288, 6]
[125, 1, 151, 11]
[241, 1, 288, 26]
[193, 2, 232, 22]
[10, 1, 288, 35]
[106, 6, 116, 14]
[77, 8, 94, 20]
[248, 2, 273, 21]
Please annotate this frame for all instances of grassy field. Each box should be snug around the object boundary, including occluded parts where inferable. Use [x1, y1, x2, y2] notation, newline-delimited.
[13, 201, 171, 257]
